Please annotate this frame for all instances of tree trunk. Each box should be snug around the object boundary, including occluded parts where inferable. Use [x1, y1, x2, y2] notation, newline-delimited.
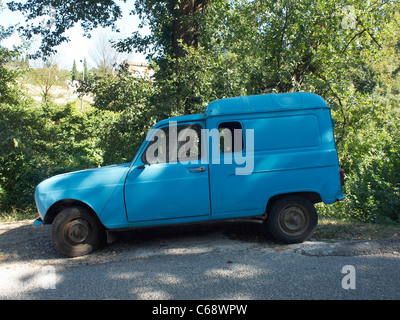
[172, 0, 208, 58]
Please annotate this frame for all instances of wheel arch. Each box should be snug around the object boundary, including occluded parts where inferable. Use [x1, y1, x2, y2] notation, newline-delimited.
[266, 191, 322, 214]
[44, 199, 101, 225]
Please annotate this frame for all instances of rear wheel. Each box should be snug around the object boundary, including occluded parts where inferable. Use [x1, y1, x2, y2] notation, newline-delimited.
[265, 196, 317, 244]
[51, 206, 104, 257]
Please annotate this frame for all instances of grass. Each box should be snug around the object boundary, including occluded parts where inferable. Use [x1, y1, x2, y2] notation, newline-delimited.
[314, 216, 400, 241]
[0, 207, 37, 222]
[222, 216, 400, 244]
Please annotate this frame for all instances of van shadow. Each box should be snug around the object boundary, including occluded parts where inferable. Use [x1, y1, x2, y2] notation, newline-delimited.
[111, 219, 275, 247]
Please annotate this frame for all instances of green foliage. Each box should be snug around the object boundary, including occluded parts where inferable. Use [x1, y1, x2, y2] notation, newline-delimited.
[83, 58, 89, 81]
[27, 64, 69, 101]
[0, 100, 104, 211]
[71, 59, 78, 81]
[153, 44, 249, 116]
[335, 97, 400, 223]
[83, 63, 156, 164]
[0, 28, 20, 105]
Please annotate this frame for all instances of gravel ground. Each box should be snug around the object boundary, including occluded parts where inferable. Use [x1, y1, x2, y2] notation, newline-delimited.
[1, 219, 399, 300]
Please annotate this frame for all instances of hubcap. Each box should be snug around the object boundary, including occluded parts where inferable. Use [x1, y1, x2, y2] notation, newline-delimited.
[279, 205, 308, 236]
[65, 219, 90, 244]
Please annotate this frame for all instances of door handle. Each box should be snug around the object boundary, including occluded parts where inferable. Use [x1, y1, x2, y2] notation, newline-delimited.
[189, 166, 205, 172]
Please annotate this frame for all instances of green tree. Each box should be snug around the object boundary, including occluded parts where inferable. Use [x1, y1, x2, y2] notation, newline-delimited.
[0, 23, 20, 105]
[7, 0, 211, 59]
[71, 59, 78, 81]
[112, 0, 211, 59]
[146, 0, 399, 115]
[82, 62, 156, 164]
[29, 58, 66, 102]
[83, 57, 88, 81]
[24, 53, 29, 68]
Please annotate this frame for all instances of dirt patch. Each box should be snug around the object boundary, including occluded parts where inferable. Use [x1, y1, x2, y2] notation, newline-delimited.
[297, 238, 400, 256]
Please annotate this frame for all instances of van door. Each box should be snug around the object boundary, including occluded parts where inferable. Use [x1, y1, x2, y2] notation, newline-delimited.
[208, 120, 262, 218]
[124, 122, 210, 222]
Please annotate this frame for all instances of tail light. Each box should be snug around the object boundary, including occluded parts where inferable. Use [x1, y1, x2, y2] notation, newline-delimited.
[339, 168, 345, 186]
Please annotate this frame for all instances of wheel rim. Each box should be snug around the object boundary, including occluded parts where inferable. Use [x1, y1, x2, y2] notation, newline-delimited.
[278, 205, 309, 237]
[64, 219, 90, 244]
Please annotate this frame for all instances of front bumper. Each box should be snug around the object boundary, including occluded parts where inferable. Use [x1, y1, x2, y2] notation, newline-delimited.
[33, 218, 43, 229]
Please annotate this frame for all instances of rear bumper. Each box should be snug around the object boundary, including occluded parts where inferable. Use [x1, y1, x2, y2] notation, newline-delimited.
[336, 194, 345, 201]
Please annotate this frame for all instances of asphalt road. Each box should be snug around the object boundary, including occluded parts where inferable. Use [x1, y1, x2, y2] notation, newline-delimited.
[0, 220, 399, 300]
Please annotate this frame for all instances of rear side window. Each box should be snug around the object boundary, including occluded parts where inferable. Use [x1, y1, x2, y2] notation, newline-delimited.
[218, 121, 243, 153]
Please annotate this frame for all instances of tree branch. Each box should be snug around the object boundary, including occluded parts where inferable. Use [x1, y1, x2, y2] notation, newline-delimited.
[276, 7, 289, 72]
[357, 18, 382, 49]
[342, 28, 366, 54]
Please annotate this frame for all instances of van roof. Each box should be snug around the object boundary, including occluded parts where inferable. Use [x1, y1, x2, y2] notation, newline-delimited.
[205, 92, 328, 117]
[155, 92, 328, 126]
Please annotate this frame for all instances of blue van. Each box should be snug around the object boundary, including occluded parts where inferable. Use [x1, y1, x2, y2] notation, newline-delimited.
[34, 92, 344, 257]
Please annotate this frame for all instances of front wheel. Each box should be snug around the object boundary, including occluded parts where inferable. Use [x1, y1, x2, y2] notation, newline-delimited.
[265, 196, 318, 244]
[51, 206, 105, 257]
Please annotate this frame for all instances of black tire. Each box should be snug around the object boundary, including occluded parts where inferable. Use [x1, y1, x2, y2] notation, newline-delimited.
[51, 206, 105, 257]
[265, 196, 318, 244]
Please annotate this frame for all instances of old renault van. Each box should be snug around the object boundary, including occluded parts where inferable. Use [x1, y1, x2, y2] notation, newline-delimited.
[34, 92, 344, 257]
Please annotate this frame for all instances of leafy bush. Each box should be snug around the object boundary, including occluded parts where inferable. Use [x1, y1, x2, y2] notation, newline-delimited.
[319, 95, 400, 224]
[0, 100, 104, 211]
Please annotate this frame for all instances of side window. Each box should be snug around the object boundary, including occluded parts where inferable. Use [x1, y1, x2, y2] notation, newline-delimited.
[218, 121, 243, 153]
[143, 123, 202, 164]
[177, 124, 202, 161]
[143, 128, 168, 164]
